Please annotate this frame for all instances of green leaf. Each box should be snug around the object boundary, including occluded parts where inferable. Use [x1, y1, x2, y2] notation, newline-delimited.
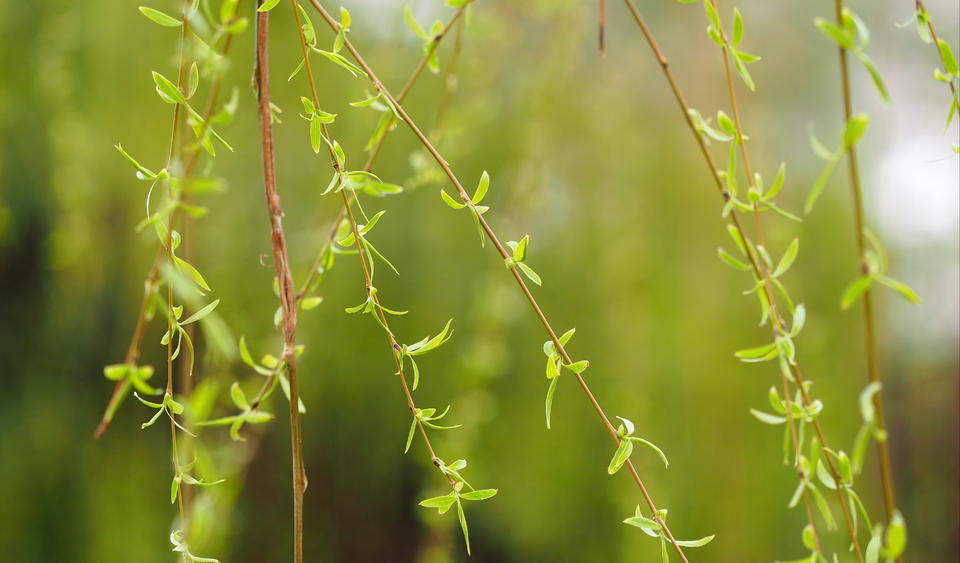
[623, 514, 661, 535]
[139, 6, 182, 27]
[404, 7, 429, 40]
[884, 511, 907, 559]
[187, 62, 199, 99]
[815, 18, 853, 50]
[311, 47, 365, 77]
[517, 262, 542, 286]
[874, 274, 921, 304]
[152, 71, 185, 104]
[440, 189, 465, 209]
[675, 535, 715, 548]
[732, 54, 756, 91]
[404, 415, 417, 453]
[734, 342, 778, 362]
[843, 114, 870, 149]
[257, 0, 281, 12]
[816, 460, 836, 490]
[174, 256, 212, 291]
[180, 299, 220, 325]
[545, 377, 559, 429]
[859, 381, 882, 423]
[717, 247, 750, 270]
[732, 8, 744, 46]
[703, 0, 721, 35]
[630, 436, 669, 468]
[460, 489, 497, 501]
[856, 53, 890, 102]
[772, 239, 799, 277]
[938, 39, 959, 76]
[114, 144, 160, 179]
[804, 154, 841, 213]
[230, 381, 250, 410]
[563, 360, 590, 374]
[472, 171, 489, 204]
[607, 438, 634, 474]
[840, 275, 874, 310]
[456, 499, 471, 555]
[751, 409, 787, 425]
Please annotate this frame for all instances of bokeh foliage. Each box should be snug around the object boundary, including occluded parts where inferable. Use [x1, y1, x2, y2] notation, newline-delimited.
[0, 0, 956, 561]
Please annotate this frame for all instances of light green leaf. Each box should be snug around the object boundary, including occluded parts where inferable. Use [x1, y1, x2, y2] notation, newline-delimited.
[139, 6, 182, 27]
[874, 274, 921, 304]
[152, 71, 185, 104]
[257, 0, 281, 12]
[840, 275, 874, 310]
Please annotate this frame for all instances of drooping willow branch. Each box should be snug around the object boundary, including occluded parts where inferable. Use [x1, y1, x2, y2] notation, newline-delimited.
[286, 1, 495, 553]
[618, 0, 894, 559]
[827, 0, 901, 535]
[701, 0, 824, 555]
[253, 5, 307, 562]
[913, 0, 960, 125]
[306, 1, 702, 559]
[224, 2, 468, 428]
[100, 4, 239, 560]
[94, 1, 244, 440]
[295, 5, 469, 301]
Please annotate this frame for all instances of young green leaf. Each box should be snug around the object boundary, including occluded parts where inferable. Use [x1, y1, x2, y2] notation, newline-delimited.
[139, 6, 182, 27]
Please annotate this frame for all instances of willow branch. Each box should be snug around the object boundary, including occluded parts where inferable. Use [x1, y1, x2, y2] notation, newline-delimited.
[296, 5, 468, 300]
[93, 5, 244, 440]
[622, 0, 866, 557]
[707, 0, 824, 550]
[306, 1, 689, 559]
[254, 6, 306, 562]
[831, 0, 900, 532]
[916, 0, 960, 115]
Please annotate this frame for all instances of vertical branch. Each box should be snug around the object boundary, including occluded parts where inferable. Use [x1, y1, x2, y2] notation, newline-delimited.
[296, 6, 469, 299]
[254, 6, 306, 562]
[707, 0, 823, 549]
[94, 3, 244, 439]
[621, 0, 866, 558]
[166, 1, 191, 532]
[831, 0, 899, 527]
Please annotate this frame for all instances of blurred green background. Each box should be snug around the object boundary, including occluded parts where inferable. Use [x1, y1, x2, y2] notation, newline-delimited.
[1, 0, 957, 561]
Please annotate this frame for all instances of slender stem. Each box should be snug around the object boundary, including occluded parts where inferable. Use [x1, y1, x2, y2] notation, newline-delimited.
[622, 0, 865, 557]
[916, 0, 960, 115]
[296, 6, 468, 300]
[254, 6, 306, 562]
[832, 0, 900, 531]
[164, 3, 193, 537]
[288, 0, 461, 500]
[708, 0, 824, 545]
[306, 1, 689, 559]
[247, 3, 469, 426]
[93, 5, 243, 439]
[341, 191, 457, 486]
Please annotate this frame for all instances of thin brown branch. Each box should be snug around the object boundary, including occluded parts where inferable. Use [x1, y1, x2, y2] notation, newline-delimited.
[832, 0, 900, 534]
[288, 0, 461, 492]
[306, 1, 690, 559]
[255, 6, 306, 562]
[93, 5, 244, 440]
[708, 0, 824, 550]
[296, 6, 468, 300]
[622, 0, 865, 557]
